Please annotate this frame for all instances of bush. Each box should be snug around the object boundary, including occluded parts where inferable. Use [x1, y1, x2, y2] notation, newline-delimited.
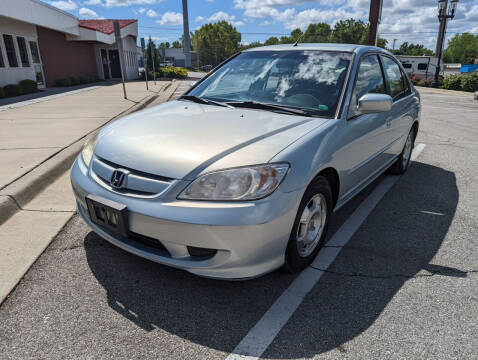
[441, 72, 478, 92]
[79, 75, 90, 84]
[460, 72, 478, 92]
[417, 79, 432, 88]
[18, 79, 38, 94]
[441, 74, 462, 91]
[161, 66, 188, 79]
[68, 76, 80, 86]
[0, 87, 4, 98]
[55, 78, 71, 87]
[3, 84, 22, 97]
[409, 74, 420, 86]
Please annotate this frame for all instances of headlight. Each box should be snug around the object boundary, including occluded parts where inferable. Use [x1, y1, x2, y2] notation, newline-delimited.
[178, 164, 289, 201]
[81, 132, 98, 168]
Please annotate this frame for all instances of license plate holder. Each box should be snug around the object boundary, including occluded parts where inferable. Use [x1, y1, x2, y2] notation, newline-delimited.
[86, 194, 128, 237]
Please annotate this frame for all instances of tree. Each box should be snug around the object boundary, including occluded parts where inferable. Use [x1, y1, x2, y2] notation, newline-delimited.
[330, 19, 369, 44]
[443, 33, 478, 64]
[392, 42, 434, 56]
[303, 23, 331, 43]
[264, 36, 280, 45]
[146, 37, 160, 71]
[171, 41, 182, 48]
[192, 21, 241, 66]
[159, 42, 170, 49]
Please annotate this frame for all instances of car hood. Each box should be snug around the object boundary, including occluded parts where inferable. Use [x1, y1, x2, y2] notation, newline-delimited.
[94, 100, 328, 180]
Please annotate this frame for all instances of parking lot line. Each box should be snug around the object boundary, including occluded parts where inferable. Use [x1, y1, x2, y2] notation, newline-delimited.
[225, 144, 426, 360]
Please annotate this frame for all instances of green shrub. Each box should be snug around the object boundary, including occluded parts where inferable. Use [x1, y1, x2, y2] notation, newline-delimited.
[18, 79, 38, 94]
[0, 87, 4, 98]
[55, 78, 71, 87]
[460, 72, 478, 92]
[79, 75, 90, 84]
[3, 84, 22, 97]
[69, 76, 80, 86]
[441, 74, 462, 91]
[157, 66, 188, 79]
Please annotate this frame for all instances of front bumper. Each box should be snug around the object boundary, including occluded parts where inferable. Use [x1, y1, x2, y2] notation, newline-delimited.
[71, 156, 302, 279]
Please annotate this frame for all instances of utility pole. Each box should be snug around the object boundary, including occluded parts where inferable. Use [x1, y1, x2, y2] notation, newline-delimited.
[432, 0, 459, 88]
[392, 38, 397, 50]
[113, 21, 127, 99]
[149, 36, 156, 85]
[182, 0, 192, 68]
[367, 0, 383, 46]
[140, 37, 149, 90]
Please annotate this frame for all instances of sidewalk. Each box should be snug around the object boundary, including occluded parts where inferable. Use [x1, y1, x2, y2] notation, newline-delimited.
[0, 79, 180, 304]
[0, 81, 167, 191]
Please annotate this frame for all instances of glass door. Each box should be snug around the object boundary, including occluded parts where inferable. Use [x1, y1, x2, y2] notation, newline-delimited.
[29, 41, 45, 88]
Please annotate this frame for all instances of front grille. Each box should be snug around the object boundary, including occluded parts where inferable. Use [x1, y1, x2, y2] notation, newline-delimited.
[91, 157, 174, 197]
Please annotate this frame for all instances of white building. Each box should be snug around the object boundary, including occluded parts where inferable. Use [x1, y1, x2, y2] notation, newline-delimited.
[0, 0, 140, 88]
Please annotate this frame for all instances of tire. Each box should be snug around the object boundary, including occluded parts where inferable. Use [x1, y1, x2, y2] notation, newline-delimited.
[284, 176, 333, 273]
[389, 127, 416, 175]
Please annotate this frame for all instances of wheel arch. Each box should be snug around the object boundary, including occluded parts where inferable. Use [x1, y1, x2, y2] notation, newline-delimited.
[312, 167, 340, 208]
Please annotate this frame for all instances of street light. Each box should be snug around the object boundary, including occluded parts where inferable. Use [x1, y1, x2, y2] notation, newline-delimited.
[432, 0, 459, 88]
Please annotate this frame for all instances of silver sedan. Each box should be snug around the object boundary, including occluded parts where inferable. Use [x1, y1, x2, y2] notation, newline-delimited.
[71, 44, 420, 279]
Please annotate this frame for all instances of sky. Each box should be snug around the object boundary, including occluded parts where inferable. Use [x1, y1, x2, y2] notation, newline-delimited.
[47, 0, 478, 50]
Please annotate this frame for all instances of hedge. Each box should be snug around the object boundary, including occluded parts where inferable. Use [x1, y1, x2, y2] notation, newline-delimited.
[441, 72, 478, 92]
[55, 74, 99, 87]
[3, 84, 22, 97]
[18, 79, 38, 94]
[143, 66, 188, 80]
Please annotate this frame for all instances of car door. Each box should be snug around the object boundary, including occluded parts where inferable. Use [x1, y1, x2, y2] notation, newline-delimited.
[338, 54, 391, 198]
[380, 55, 416, 160]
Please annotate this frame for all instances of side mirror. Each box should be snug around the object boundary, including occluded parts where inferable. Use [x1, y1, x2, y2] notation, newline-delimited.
[189, 81, 197, 88]
[357, 93, 392, 114]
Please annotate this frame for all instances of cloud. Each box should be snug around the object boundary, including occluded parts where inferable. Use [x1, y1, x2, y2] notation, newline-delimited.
[195, 16, 205, 22]
[146, 9, 158, 17]
[208, 11, 245, 26]
[138, 7, 146, 13]
[156, 12, 183, 25]
[49, 0, 78, 10]
[104, 0, 157, 7]
[79, 7, 101, 18]
[83, 0, 102, 4]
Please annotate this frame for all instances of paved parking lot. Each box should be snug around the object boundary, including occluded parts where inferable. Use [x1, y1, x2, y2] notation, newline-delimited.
[0, 87, 477, 359]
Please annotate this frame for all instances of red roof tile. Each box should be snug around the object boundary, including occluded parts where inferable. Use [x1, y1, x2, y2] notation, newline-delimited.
[79, 19, 137, 35]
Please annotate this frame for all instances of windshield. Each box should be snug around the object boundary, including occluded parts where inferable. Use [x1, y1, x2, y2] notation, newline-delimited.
[189, 50, 352, 117]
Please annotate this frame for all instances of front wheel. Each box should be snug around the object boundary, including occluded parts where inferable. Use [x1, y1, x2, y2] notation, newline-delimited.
[389, 127, 416, 175]
[284, 176, 332, 273]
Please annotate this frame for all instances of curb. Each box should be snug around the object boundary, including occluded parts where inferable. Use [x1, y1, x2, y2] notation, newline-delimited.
[0, 85, 169, 225]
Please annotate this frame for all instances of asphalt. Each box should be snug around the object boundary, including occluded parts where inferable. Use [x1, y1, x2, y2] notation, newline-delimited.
[0, 87, 477, 359]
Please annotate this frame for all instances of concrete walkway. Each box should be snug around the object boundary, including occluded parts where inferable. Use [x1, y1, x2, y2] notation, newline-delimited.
[0, 81, 165, 191]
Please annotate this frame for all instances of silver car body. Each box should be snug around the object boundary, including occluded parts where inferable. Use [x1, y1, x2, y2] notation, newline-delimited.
[71, 44, 420, 279]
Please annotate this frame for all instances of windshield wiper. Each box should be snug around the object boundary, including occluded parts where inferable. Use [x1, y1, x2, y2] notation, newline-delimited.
[180, 95, 234, 108]
[226, 101, 308, 116]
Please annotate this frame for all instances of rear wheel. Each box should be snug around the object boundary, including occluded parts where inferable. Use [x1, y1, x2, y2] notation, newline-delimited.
[284, 176, 332, 273]
[389, 127, 416, 175]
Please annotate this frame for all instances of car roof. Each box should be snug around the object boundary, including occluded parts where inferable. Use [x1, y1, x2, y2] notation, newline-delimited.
[243, 43, 386, 55]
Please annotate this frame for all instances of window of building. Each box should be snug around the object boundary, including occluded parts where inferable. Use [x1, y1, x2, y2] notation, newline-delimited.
[29, 41, 40, 63]
[402, 63, 412, 69]
[0, 45, 4, 67]
[3, 34, 18, 67]
[417, 63, 428, 70]
[17, 36, 30, 67]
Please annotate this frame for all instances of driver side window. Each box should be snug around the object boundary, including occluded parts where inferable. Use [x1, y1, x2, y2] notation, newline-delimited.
[349, 55, 386, 118]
